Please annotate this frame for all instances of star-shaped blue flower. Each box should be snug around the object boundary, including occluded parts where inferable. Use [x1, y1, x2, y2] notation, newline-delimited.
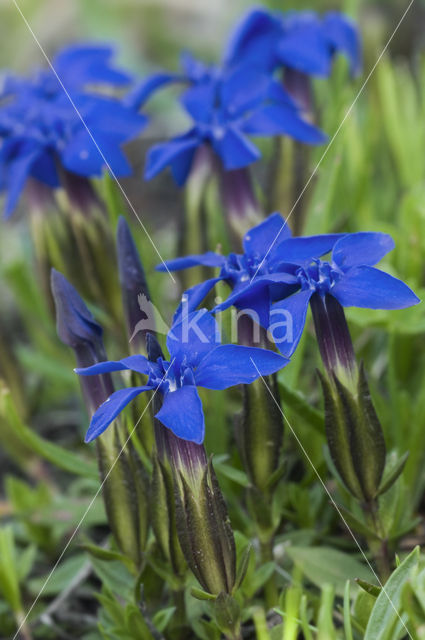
[143, 62, 326, 185]
[0, 44, 145, 218]
[76, 309, 288, 444]
[225, 8, 362, 77]
[270, 232, 420, 357]
[157, 212, 343, 327]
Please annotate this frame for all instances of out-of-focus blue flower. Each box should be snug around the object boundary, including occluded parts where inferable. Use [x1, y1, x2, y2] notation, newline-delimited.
[76, 309, 288, 444]
[157, 212, 343, 327]
[225, 8, 362, 77]
[144, 64, 326, 185]
[0, 44, 146, 218]
[271, 233, 421, 357]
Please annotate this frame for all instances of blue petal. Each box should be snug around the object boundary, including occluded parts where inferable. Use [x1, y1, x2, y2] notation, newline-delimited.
[144, 131, 200, 183]
[53, 44, 132, 88]
[243, 212, 291, 259]
[181, 83, 216, 124]
[216, 272, 298, 315]
[76, 355, 150, 376]
[51, 269, 103, 348]
[213, 126, 260, 170]
[62, 129, 132, 177]
[173, 277, 223, 325]
[270, 289, 313, 357]
[170, 145, 198, 185]
[195, 344, 288, 390]
[277, 15, 331, 76]
[124, 72, 184, 109]
[271, 233, 345, 267]
[332, 232, 395, 271]
[167, 309, 220, 367]
[82, 97, 147, 138]
[331, 266, 421, 310]
[224, 7, 281, 71]
[220, 65, 269, 116]
[156, 252, 225, 272]
[3, 142, 41, 218]
[85, 386, 150, 442]
[243, 104, 327, 144]
[30, 151, 60, 187]
[323, 12, 362, 76]
[155, 385, 205, 443]
[180, 51, 212, 83]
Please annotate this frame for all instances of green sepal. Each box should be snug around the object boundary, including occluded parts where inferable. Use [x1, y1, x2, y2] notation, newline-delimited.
[334, 504, 381, 541]
[191, 587, 217, 601]
[377, 451, 409, 497]
[150, 455, 186, 578]
[237, 376, 284, 493]
[318, 365, 386, 502]
[97, 426, 143, 568]
[233, 544, 252, 593]
[175, 459, 236, 595]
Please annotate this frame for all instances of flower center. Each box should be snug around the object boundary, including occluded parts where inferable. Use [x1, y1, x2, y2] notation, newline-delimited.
[297, 259, 342, 295]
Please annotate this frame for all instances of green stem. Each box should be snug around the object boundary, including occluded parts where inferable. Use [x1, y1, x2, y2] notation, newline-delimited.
[364, 500, 391, 582]
[260, 537, 279, 610]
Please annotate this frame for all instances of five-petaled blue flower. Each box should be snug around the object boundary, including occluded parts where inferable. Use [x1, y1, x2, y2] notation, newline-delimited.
[0, 44, 146, 217]
[76, 309, 288, 444]
[157, 212, 343, 327]
[143, 61, 326, 185]
[225, 8, 362, 77]
[271, 232, 420, 357]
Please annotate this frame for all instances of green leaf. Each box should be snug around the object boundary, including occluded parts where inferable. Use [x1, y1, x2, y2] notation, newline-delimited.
[364, 546, 419, 640]
[343, 581, 354, 640]
[28, 554, 87, 597]
[286, 546, 374, 597]
[0, 386, 97, 479]
[0, 526, 22, 613]
[152, 606, 176, 632]
[356, 579, 381, 598]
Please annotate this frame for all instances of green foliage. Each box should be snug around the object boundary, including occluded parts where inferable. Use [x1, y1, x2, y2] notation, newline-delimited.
[1, 1, 425, 639]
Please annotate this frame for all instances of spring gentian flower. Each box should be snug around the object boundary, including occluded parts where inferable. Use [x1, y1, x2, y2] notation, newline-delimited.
[157, 212, 343, 327]
[225, 8, 362, 77]
[270, 232, 420, 357]
[76, 309, 288, 444]
[0, 44, 146, 217]
[144, 63, 326, 186]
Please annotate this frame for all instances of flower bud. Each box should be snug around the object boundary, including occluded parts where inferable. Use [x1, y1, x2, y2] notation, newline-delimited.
[116, 216, 154, 353]
[51, 269, 148, 567]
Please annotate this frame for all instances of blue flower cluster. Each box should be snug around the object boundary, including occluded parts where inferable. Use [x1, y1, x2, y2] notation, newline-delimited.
[157, 213, 420, 357]
[0, 44, 146, 217]
[225, 7, 362, 77]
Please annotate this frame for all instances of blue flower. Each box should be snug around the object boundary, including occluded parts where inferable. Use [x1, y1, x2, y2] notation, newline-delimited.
[0, 44, 145, 217]
[76, 309, 288, 444]
[270, 233, 420, 357]
[225, 8, 362, 77]
[144, 63, 326, 185]
[157, 212, 343, 327]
